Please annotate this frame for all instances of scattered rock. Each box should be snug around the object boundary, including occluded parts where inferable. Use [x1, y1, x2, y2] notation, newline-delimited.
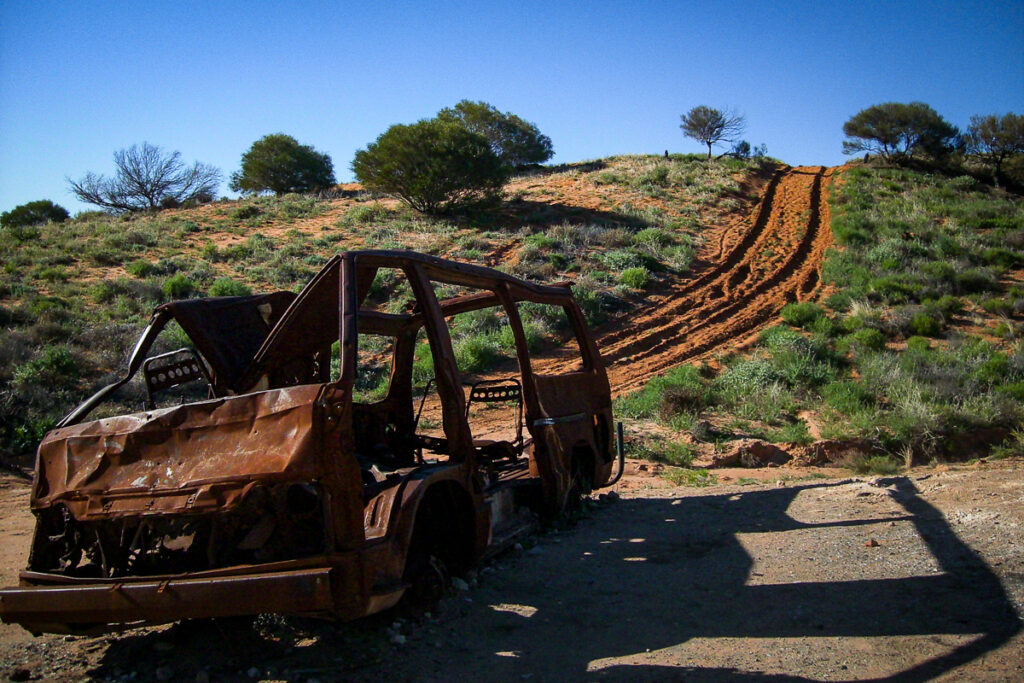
[390, 633, 407, 645]
[154, 641, 174, 652]
[701, 439, 792, 468]
[195, 671, 211, 683]
[692, 419, 715, 441]
[155, 666, 175, 681]
[792, 439, 881, 466]
[452, 577, 470, 591]
[527, 546, 543, 556]
[865, 539, 880, 548]
[8, 668, 31, 682]
[247, 666, 262, 679]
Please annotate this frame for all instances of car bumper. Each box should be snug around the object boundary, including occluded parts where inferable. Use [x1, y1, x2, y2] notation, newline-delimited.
[0, 565, 340, 635]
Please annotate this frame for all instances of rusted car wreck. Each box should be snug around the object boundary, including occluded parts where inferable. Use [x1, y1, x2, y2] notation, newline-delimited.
[0, 250, 622, 634]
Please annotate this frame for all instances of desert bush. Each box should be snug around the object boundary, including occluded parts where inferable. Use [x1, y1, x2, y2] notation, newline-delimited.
[207, 277, 252, 297]
[352, 118, 508, 215]
[232, 205, 261, 221]
[619, 267, 650, 290]
[850, 454, 902, 475]
[125, 259, 155, 277]
[437, 100, 553, 168]
[822, 380, 876, 412]
[12, 345, 79, 390]
[908, 312, 943, 337]
[231, 134, 335, 196]
[664, 440, 696, 466]
[162, 273, 196, 299]
[780, 302, 826, 328]
[842, 102, 958, 162]
[345, 203, 392, 224]
[454, 334, 505, 373]
[1, 200, 69, 229]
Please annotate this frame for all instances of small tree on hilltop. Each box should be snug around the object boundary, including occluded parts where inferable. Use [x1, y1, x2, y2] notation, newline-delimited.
[966, 113, 1024, 188]
[680, 106, 746, 159]
[437, 100, 554, 169]
[842, 102, 958, 163]
[69, 143, 222, 212]
[352, 118, 509, 215]
[230, 134, 336, 196]
[1, 200, 69, 229]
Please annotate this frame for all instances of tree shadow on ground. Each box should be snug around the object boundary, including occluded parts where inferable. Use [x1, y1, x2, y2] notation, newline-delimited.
[484, 199, 653, 232]
[91, 478, 1021, 681]
[514, 160, 608, 179]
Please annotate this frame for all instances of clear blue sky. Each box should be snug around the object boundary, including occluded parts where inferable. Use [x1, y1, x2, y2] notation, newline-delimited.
[2, 0, 1022, 215]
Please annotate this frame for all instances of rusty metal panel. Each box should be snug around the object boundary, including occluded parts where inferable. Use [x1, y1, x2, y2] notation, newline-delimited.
[34, 384, 324, 517]
[0, 567, 335, 630]
[159, 291, 296, 393]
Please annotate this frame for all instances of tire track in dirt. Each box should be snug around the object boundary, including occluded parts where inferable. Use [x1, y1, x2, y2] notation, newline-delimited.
[580, 166, 834, 396]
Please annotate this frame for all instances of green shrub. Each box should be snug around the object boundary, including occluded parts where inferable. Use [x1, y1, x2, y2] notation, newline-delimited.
[230, 134, 335, 196]
[662, 467, 716, 487]
[822, 380, 875, 412]
[908, 312, 942, 337]
[9, 416, 57, 454]
[632, 227, 672, 248]
[207, 277, 252, 297]
[981, 298, 1013, 316]
[352, 118, 509, 215]
[2, 200, 70, 230]
[437, 99, 553, 168]
[619, 267, 650, 290]
[905, 336, 931, 352]
[780, 302, 826, 328]
[982, 247, 1022, 268]
[126, 259, 155, 277]
[90, 278, 163, 306]
[664, 440, 696, 466]
[768, 420, 813, 445]
[851, 455, 902, 475]
[926, 295, 963, 316]
[163, 273, 196, 299]
[957, 268, 999, 293]
[345, 203, 391, 224]
[842, 327, 887, 353]
[454, 334, 505, 373]
[12, 345, 78, 389]
[232, 205, 261, 221]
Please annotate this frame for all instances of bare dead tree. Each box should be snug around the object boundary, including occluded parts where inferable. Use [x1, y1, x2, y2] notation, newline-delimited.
[68, 143, 222, 212]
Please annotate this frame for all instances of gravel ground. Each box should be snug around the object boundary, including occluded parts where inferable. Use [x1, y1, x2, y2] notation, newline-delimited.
[1, 461, 1022, 681]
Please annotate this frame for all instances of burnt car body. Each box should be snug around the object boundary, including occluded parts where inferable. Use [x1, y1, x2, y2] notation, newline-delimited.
[0, 251, 621, 634]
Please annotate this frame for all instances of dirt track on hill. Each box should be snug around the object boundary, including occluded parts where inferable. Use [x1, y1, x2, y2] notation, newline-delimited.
[593, 166, 834, 395]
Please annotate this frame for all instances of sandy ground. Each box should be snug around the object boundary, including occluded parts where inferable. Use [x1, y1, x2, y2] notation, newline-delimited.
[0, 461, 1021, 682]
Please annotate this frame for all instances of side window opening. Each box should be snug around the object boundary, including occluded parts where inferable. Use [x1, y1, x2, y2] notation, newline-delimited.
[354, 333, 394, 403]
[427, 281, 528, 467]
[516, 302, 586, 375]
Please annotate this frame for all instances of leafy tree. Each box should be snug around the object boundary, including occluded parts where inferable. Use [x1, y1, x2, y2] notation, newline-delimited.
[680, 106, 746, 159]
[966, 113, 1024, 187]
[68, 143, 221, 212]
[1, 200, 69, 229]
[352, 118, 509, 215]
[842, 102, 958, 162]
[230, 134, 336, 196]
[437, 100, 553, 168]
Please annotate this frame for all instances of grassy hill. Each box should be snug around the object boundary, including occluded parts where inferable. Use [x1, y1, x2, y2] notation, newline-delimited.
[2, 154, 1022, 473]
